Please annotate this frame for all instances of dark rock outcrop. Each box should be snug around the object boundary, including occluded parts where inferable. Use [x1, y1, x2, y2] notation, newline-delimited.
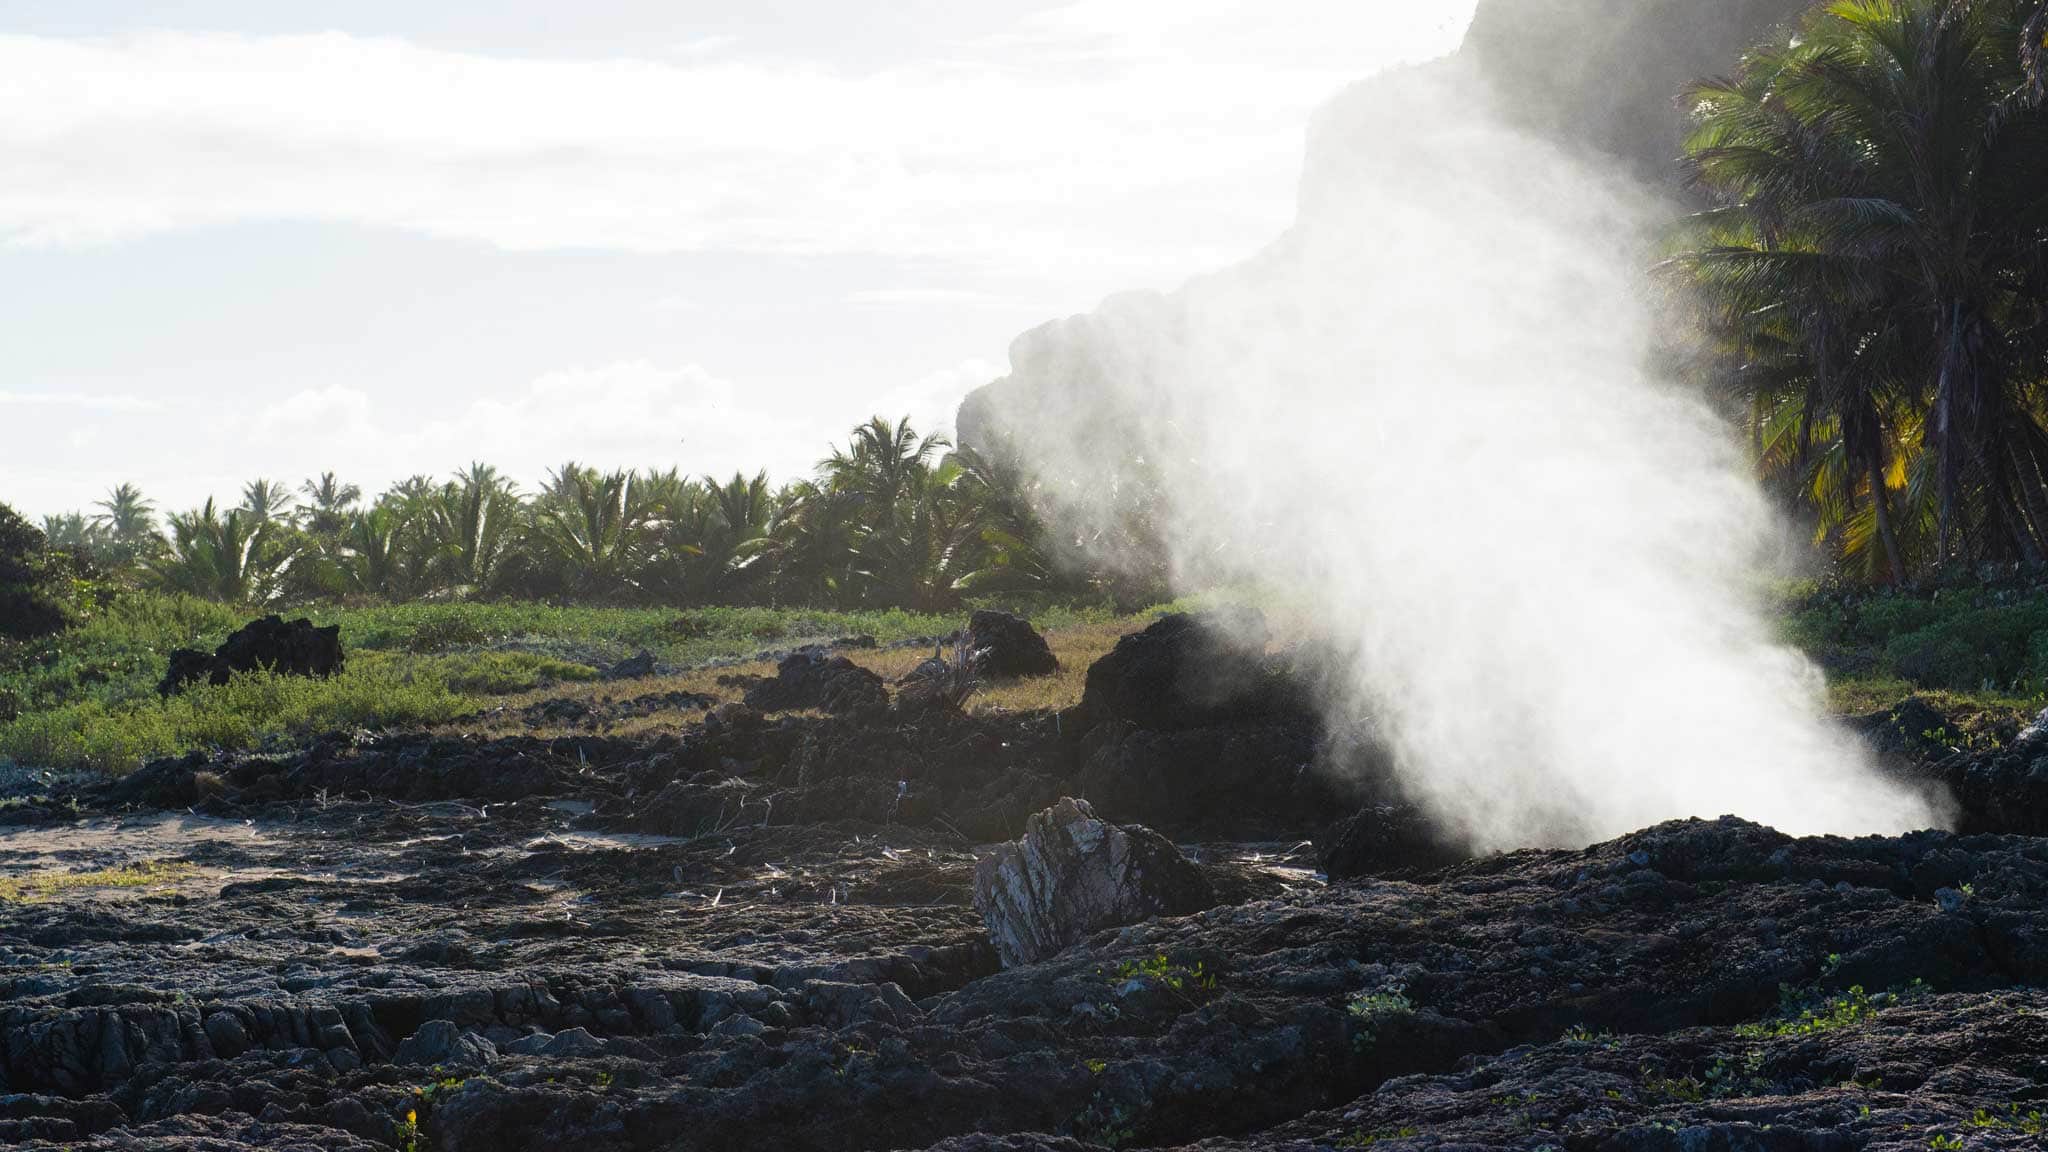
[1075, 610, 1310, 731]
[973, 797, 1214, 967]
[739, 649, 888, 715]
[1317, 803, 1467, 879]
[1921, 711, 2048, 835]
[158, 615, 343, 696]
[1849, 695, 1957, 763]
[965, 610, 1058, 678]
[1075, 719, 1349, 839]
[11, 715, 2048, 1152]
[601, 650, 657, 681]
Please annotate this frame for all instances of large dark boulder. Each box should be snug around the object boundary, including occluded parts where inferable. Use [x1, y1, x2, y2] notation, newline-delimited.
[1076, 720, 1353, 839]
[741, 649, 888, 715]
[159, 614, 344, 696]
[973, 797, 1214, 967]
[1920, 708, 2048, 836]
[1318, 804, 1469, 880]
[965, 610, 1058, 678]
[1077, 610, 1311, 731]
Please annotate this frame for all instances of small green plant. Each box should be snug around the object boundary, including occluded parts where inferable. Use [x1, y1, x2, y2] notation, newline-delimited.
[1111, 953, 1217, 992]
[1736, 986, 1874, 1039]
[1659, 1050, 1772, 1101]
[1347, 986, 1415, 1052]
[1928, 1135, 1963, 1150]
[1965, 1105, 2046, 1135]
[1071, 1089, 1137, 1148]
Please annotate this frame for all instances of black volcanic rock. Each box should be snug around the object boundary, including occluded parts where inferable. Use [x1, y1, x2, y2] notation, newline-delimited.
[10, 704, 2048, 1152]
[1077, 610, 1309, 731]
[739, 648, 888, 715]
[158, 614, 343, 696]
[1317, 803, 1468, 879]
[965, 610, 1058, 679]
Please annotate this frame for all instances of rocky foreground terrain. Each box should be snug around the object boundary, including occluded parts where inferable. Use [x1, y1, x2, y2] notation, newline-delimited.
[4, 614, 2048, 1150]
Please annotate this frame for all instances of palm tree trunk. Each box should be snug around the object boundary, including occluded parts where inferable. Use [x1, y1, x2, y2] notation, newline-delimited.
[1869, 457, 1907, 586]
[1997, 484, 2045, 568]
[2015, 447, 2048, 570]
[1999, 447, 2048, 570]
[1934, 299, 1968, 565]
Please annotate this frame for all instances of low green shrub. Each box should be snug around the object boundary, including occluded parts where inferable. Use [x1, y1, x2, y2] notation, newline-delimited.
[0, 662, 478, 774]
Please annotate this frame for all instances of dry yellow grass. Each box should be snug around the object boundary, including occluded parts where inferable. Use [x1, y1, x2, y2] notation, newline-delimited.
[457, 616, 1144, 738]
[0, 860, 195, 903]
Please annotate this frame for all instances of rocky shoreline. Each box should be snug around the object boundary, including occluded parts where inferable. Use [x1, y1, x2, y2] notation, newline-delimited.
[2, 615, 2046, 1149]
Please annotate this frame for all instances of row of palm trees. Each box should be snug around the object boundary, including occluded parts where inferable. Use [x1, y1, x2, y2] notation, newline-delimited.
[39, 417, 1105, 610]
[1674, 0, 2048, 582]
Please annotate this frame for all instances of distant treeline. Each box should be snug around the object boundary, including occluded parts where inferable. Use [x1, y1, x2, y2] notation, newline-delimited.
[1674, 0, 2048, 583]
[18, 415, 1165, 617]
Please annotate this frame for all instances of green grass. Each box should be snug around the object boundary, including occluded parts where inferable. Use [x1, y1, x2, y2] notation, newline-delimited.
[26, 578, 2048, 778]
[0, 590, 1144, 774]
[1782, 581, 2048, 724]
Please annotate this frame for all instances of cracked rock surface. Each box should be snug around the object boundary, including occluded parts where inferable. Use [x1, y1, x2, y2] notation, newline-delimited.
[0, 693, 2044, 1149]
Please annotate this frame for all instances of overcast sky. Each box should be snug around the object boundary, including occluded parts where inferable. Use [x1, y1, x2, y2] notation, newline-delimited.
[0, 1, 1471, 520]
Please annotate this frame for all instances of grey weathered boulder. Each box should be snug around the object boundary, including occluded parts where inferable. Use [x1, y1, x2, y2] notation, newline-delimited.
[972, 797, 1213, 967]
[393, 1019, 497, 1067]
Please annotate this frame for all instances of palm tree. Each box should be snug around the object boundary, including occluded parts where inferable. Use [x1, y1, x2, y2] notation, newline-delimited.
[820, 416, 949, 516]
[338, 506, 406, 598]
[694, 470, 774, 600]
[949, 444, 1061, 595]
[148, 498, 294, 604]
[91, 482, 161, 565]
[238, 478, 297, 527]
[42, 512, 110, 558]
[529, 462, 660, 598]
[813, 416, 956, 604]
[746, 481, 859, 605]
[1676, 0, 2048, 577]
[426, 463, 519, 593]
[299, 472, 362, 537]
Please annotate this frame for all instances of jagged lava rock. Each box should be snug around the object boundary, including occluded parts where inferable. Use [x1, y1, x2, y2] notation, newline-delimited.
[1075, 610, 1310, 731]
[973, 796, 1214, 967]
[965, 609, 1058, 678]
[1318, 803, 1468, 880]
[158, 614, 344, 696]
[740, 648, 888, 715]
[601, 649, 657, 680]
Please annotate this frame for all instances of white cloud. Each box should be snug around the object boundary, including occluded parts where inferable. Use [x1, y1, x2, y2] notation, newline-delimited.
[870, 357, 1003, 441]
[0, 390, 161, 412]
[412, 360, 818, 484]
[0, 4, 1469, 286]
[845, 288, 1013, 307]
[251, 385, 376, 439]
